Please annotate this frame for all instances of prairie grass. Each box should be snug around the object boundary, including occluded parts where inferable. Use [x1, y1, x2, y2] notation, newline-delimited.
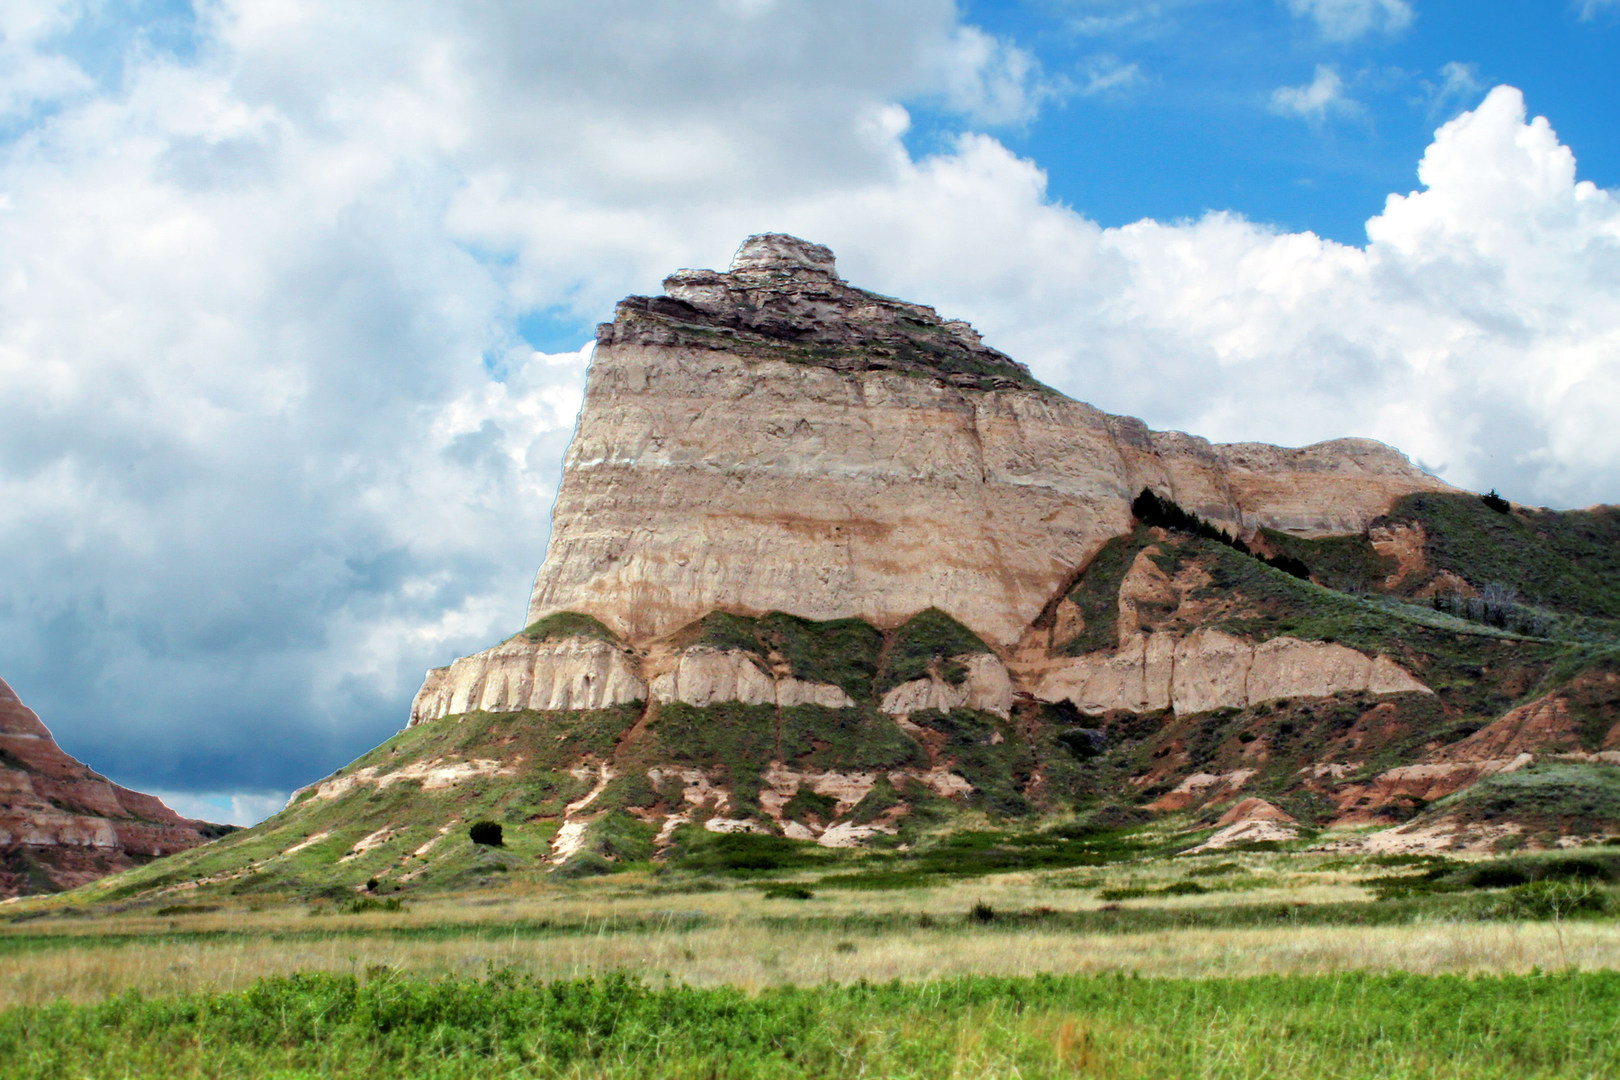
[4, 967, 1618, 1078]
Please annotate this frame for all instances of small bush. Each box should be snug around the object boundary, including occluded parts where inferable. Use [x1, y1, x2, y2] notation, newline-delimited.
[468, 821, 504, 847]
[1482, 489, 1511, 514]
[341, 896, 404, 914]
[1480, 880, 1613, 920]
[1097, 886, 1150, 901]
[763, 884, 815, 900]
[968, 900, 997, 923]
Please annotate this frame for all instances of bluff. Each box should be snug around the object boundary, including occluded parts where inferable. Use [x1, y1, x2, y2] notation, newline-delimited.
[73, 235, 1620, 902]
[525, 233, 1450, 648]
[0, 676, 228, 896]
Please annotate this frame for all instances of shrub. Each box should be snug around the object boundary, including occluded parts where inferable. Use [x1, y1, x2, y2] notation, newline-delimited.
[1480, 879, 1613, 920]
[1482, 489, 1512, 514]
[468, 821, 504, 846]
[1132, 488, 1309, 580]
[341, 896, 404, 914]
[763, 884, 815, 900]
[969, 900, 997, 923]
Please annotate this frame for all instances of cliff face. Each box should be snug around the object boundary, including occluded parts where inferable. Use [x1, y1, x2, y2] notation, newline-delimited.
[0, 676, 225, 896]
[528, 234, 1451, 647]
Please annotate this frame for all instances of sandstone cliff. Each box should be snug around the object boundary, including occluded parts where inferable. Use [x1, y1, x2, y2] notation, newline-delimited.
[526, 234, 1452, 648]
[0, 676, 225, 896]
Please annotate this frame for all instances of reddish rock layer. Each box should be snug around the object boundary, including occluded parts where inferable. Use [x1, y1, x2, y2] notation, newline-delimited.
[0, 676, 225, 897]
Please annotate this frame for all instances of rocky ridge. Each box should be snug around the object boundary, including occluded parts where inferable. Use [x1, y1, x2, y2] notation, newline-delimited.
[0, 676, 226, 896]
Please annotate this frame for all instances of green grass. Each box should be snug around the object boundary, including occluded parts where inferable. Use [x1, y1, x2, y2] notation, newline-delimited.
[519, 611, 620, 644]
[5, 967, 1618, 1079]
[878, 608, 991, 692]
[755, 611, 884, 701]
[1387, 493, 1620, 618]
[1432, 761, 1620, 832]
[1060, 531, 1149, 655]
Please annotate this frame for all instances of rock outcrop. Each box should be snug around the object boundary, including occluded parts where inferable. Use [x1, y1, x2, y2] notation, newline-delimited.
[525, 234, 1452, 648]
[1031, 628, 1430, 716]
[410, 634, 646, 726]
[647, 648, 854, 709]
[0, 676, 224, 896]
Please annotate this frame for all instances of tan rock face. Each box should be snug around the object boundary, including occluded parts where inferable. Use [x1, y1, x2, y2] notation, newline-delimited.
[0, 676, 220, 897]
[648, 647, 855, 709]
[879, 654, 1014, 718]
[1034, 628, 1431, 717]
[525, 235, 1452, 649]
[409, 636, 646, 726]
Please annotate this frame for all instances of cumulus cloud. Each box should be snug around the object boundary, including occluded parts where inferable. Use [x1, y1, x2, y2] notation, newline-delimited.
[0, 2, 1615, 822]
[1270, 65, 1362, 123]
[1283, 0, 1414, 41]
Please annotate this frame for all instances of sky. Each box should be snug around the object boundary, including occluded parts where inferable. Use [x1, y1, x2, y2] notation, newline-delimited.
[0, 1, 1617, 826]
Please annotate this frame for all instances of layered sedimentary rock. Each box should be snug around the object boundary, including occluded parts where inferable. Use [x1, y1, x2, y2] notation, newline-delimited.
[525, 234, 1452, 648]
[0, 676, 222, 896]
[410, 636, 645, 726]
[647, 648, 855, 709]
[1031, 628, 1432, 717]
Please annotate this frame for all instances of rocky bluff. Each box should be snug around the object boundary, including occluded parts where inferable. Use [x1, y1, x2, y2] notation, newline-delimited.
[416, 234, 1449, 727]
[93, 234, 1619, 900]
[0, 676, 226, 896]
[526, 234, 1449, 648]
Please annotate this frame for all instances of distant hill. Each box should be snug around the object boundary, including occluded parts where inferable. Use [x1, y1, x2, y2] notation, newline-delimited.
[0, 676, 231, 897]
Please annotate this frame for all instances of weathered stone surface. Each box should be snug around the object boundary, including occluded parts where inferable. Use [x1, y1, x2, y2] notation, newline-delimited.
[647, 647, 856, 709]
[879, 654, 1014, 718]
[0, 676, 221, 897]
[1033, 629, 1431, 717]
[410, 635, 646, 726]
[525, 235, 1453, 649]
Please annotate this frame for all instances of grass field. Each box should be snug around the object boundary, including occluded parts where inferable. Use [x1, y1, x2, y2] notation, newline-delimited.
[7, 843, 1620, 1077]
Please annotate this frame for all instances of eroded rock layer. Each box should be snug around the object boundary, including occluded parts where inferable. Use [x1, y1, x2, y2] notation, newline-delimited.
[0, 676, 224, 896]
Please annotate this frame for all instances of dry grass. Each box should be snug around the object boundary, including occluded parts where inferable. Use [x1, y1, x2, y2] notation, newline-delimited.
[6, 906, 1620, 1008]
[8, 854, 1620, 1009]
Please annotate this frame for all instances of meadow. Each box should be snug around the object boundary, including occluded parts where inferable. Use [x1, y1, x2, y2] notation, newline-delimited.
[6, 841, 1620, 1077]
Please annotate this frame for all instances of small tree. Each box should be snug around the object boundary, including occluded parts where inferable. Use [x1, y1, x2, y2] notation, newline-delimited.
[468, 820, 504, 847]
[1481, 489, 1511, 514]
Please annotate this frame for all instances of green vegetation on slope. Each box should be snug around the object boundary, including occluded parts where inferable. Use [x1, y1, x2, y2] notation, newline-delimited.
[878, 608, 991, 692]
[1059, 530, 1149, 655]
[519, 611, 621, 644]
[1433, 761, 1620, 833]
[756, 611, 885, 701]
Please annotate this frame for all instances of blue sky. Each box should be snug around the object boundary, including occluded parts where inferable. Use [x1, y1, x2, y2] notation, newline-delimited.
[0, 1, 1616, 825]
[943, 1, 1620, 243]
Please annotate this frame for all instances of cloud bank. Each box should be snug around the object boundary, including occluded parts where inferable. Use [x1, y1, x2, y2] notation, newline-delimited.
[0, 2, 1615, 819]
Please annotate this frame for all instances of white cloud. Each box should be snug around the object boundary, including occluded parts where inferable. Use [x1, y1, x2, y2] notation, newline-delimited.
[151, 789, 289, 827]
[1077, 54, 1145, 96]
[1417, 61, 1484, 118]
[937, 25, 1063, 125]
[1576, 0, 1620, 19]
[1270, 65, 1361, 123]
[0, 2, 1615, 810]
[1283, 0, 1414, 41]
